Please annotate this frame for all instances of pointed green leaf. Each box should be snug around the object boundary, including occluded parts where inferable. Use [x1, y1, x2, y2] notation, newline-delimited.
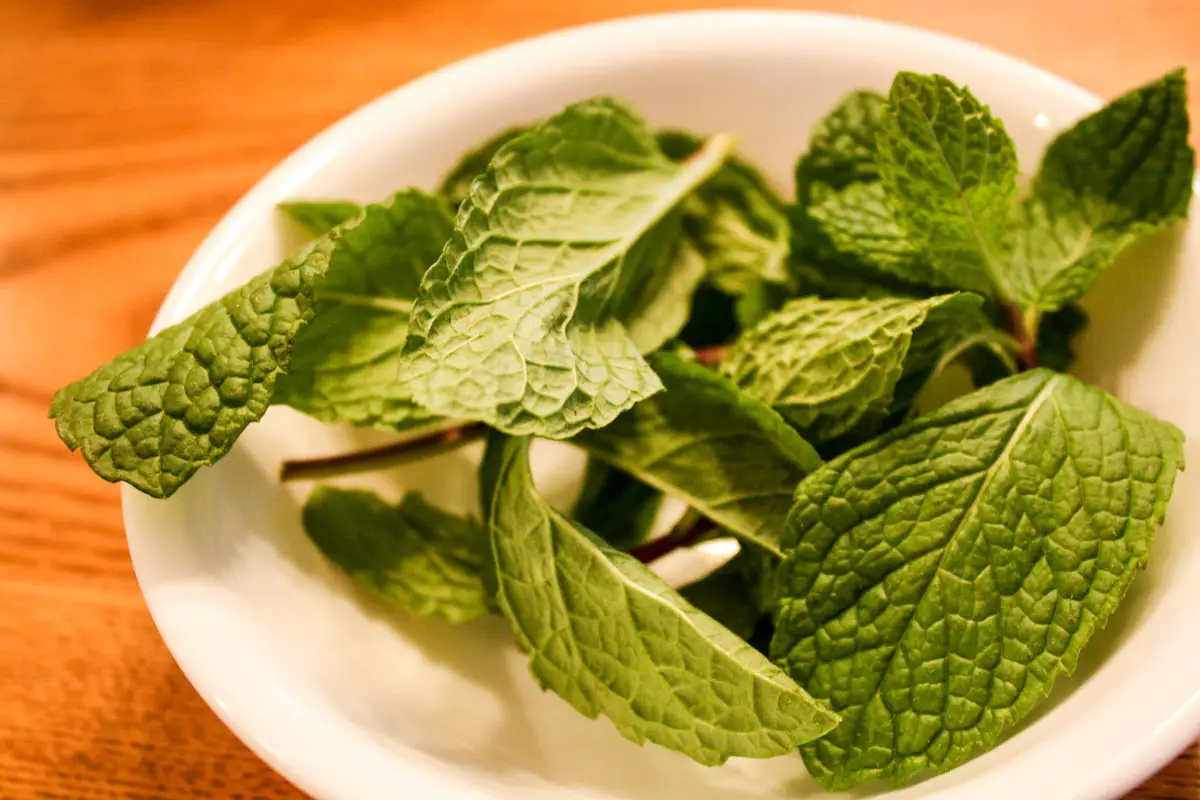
[399, 98, 735, 437]
[279, 200, 363, 238]
[303, 487, 491, 623]
[439, 125, 529, 209]
[573, 352, 822, 555]
[876, 73, 1019, 296]
[660, 130, 791, 294]
[772, 370, 1184, 789]
[273, 190, 453, 429]
[721, 294, 981, 442]
[1010, 70, 1194, 311]
[485, 434, 839, 765]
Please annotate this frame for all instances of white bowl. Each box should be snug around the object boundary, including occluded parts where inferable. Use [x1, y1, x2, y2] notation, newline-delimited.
[123, 10, 1200, 800]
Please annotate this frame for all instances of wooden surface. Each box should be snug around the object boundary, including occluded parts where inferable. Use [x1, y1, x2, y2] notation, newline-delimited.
[1, 0, 1199, 797]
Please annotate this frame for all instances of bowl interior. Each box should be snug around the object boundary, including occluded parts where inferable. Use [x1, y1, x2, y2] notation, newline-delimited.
[123, 12, 1200, 800]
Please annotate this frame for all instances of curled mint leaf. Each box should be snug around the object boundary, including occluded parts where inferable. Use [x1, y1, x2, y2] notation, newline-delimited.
[484, 434, 839, 765]
[439, 125, 529, 209]
[52, 234, 337, 497]
[1010, 69, 1195, 312]
[303, 487, 492, 623]
[876, 72, 1019, 297]
[797, 89, 885, 191]
[573, 352, 821, 555]
[659, 130, 791, 294]
[400, 98, 734, 438]
[278, 200, 363, 238]
[273, 190, 453, 429]
[772, 370, 1184, 789]
[721, 294, 981, 442]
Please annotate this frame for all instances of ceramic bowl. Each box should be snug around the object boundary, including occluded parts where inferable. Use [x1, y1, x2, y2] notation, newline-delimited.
[124, 11, 1200, 799]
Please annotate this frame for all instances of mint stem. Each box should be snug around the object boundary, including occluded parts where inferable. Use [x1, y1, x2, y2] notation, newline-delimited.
[693, 345, 729, 365]
[628, 516, 717, 564]
[279, 422, 491, 482]
[1000, 301, 1038, 370]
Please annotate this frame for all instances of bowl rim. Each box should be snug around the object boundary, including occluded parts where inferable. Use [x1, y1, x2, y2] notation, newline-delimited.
[123, 9, 1197, 800]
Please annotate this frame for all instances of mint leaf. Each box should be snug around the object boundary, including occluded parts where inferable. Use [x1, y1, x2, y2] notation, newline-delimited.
[610, 220, 708, 353]
[876, 73, 1019, 296]
[484, 434, 839, 764]
[1010, 70, 1194, 311]
[721, 294, 981, 442]
[439, 125, 529, 209]
[273, 190, 453, 429]
[799, 90, 885, 189]
[571, 459, 662, 551]
[51, 234, 340, 497]
[279, 200, 363, 238]
[573, 351, 822, 555]
[808, 181, 947, 290]
[399, 98, 734, 438]
[660, 130, 791, 294]
[791, 90, 938, 299]
[303, 487, 491, 623]
[681, 543, 779, 641]
[772, 370, 1184, 789]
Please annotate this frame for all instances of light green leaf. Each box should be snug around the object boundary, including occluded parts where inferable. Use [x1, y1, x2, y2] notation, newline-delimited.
[771, 370, 1185, 789]
[798, 90, 886, 190]
[721, 294, 980, 442]
[808, 180, 947, 289]
[609, 217, 708, 352]
[573, 351, 822, 555]
[400, 98, 734, 437]
[660, 130, 791, 294]
[485, 434, 839, 765]
[279, 200, 363, 238]
[790, 90, 936, 299]
[439, 125, 529, 209]
[51, 233, 339, 497]
[571, 459, 663, 551]
[303, 487, 491, 623]
[1010, 70, 1194, 311]
[273, 191, 453, 429]
[876, 72, 1019, 296]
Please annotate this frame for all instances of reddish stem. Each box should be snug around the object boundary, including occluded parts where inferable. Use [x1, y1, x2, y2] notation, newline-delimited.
[1001, 302, 1038, 371]
[628, 517, 717, 564]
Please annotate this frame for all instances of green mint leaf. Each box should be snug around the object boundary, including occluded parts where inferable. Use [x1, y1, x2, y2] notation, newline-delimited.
[876, 73, 1019, 296]
[771, 370, 1184, 789]
[400, 98, 734, 437]
[302, 486, 491, 623]
[1009, 70, 1194, 311]
[278, 200, 363, 238]
[790, 90, 939, 299]
[573, 351, 822, 555]
[485, 434, 839, 764]
[609, 219, 708, 352]
[571, 459, 663, 551]
[273, 190, 454, 429]
[807, 180, 948, 289]
[800, 90, 886, 189]
[660, 130, 791, 294]
[51, 233, 340, 497]
[721, 294, 980, 442]
[438, 125, 529, 209]
[680, 543, 779, 641]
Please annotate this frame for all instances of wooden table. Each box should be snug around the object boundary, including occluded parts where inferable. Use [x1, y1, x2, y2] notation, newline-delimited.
[2, 1, 1198, 797]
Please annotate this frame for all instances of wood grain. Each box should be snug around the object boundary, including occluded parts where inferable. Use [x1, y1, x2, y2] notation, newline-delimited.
[1, 1, 1198, 797]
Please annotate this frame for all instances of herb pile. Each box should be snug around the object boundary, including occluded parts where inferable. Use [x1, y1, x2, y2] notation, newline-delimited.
[51, 69, 1193, 788]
